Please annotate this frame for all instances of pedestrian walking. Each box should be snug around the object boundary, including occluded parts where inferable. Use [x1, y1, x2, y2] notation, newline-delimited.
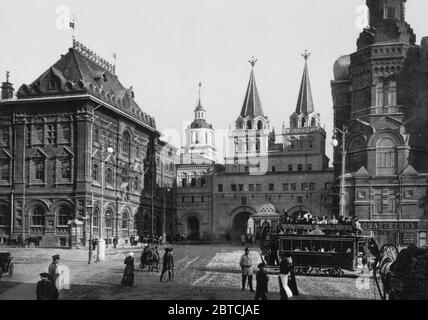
[287, 255, 299, 296]
[121, 252, 135, 286]
[36, 273, 52, 300]
[254, 263, 269, 300]
[278, 254, 293, 300]
[239, 247, 254, 292]
[48, 255, 60, 300]
[160, 248, 174, 282]
[113, 236, 119, 249]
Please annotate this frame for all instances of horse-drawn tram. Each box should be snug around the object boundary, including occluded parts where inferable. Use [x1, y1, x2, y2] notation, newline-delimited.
[262, 224, 370, 276]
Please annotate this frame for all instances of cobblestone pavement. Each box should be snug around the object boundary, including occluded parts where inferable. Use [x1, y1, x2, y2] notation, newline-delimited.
[0, 244, 378, 300]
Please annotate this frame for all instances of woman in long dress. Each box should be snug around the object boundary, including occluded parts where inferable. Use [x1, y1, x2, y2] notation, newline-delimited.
[122, 252, 135, 286]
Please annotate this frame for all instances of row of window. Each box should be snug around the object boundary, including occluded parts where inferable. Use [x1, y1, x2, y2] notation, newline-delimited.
[218, 182, 331, 193]
[25, 124, 72, 146]
[181, 177, 207, 188]
[181, 196, 206, 204]
[272, 164, 313, 173]
[92, 164, 142, 191]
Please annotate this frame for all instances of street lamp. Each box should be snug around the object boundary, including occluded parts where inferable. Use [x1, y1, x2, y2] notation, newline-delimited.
[97, 142, 114, 261]
[332, 125, 348, 218]
[162, 187, 172, 245]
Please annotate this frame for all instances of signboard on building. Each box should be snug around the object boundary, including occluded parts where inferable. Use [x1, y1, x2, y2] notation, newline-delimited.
[360, 221, 419, 231]
[401, 232, 416, 245]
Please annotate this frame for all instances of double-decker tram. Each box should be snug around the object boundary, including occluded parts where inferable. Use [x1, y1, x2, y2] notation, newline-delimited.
[262, 224, 371, 276]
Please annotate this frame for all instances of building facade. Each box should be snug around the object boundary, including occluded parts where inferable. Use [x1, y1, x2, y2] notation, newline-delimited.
[177, 56, 334, 240]
[331, 0, 428, 248]
[0, 39, 176, 247]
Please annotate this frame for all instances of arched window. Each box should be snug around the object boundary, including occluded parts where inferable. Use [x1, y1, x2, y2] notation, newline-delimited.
[257, 120, 263, 130]
[256, 138, 261, 152]
[134, 176, 139, 191]
[105, 168, 113, 185]
[94, 128, 100, 144]
[247, 121, 253, 130]
[93, 208, 100, 229]
[376, 137, 397, 175]
[0, 161, 10, 181]
[58, 206, 72, 226]
[121, 168, 128, 183]
[311, 118, 317, 127]
[301, 118, 306, 127]
[121, 131, 131, 156]
[61, 161, 71, 179]
[105, 210, 113, 228]
[92, 164, 99, 181]
[122, 212, 129, 229]
[0, 205, 10, 226]
[31, 205, 45, 226]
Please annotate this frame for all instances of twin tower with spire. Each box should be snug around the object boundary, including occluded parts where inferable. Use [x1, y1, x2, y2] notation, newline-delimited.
[183, 52, 327, 171]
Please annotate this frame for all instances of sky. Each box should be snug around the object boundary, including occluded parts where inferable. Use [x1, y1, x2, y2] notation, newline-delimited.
[2, 0, 428, 163]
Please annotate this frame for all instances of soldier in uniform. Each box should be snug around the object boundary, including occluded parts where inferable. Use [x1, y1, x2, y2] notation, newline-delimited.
[239, 247, 254, 292]
[48, 255, 60, 300]
[36, 273, 52, 300]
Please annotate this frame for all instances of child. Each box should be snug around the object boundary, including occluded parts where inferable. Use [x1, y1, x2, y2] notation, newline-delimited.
[254, 263, 269, 300]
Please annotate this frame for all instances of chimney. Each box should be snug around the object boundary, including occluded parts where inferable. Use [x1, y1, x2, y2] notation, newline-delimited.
[1, 71, 14, 100]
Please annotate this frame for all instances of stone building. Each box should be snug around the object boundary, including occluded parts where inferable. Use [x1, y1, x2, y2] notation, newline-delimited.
[331, 0, 428, 248]
[177, 56, 334, 240]
[0, 39, 176, 247]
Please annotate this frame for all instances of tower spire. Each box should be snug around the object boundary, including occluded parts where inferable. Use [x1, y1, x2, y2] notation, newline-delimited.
[240, 57, 264, 118]
[295, 51, 314, 115]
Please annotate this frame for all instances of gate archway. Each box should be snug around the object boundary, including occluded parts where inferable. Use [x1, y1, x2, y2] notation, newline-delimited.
[186, 216, 200, 240]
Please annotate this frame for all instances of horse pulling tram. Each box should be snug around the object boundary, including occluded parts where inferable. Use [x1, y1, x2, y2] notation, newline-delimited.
[261, 224, 371, 276]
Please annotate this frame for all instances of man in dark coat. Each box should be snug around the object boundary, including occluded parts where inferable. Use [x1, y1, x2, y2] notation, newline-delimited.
[36, 273, 52, 300]
[254, 263, 269, 300]
[48, 255, 60, 300]
[160, 248, 174, 282]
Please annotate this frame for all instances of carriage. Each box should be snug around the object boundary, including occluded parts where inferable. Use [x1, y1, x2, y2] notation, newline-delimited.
[0, 252, 14, 279]
[263, 224, 371, 276]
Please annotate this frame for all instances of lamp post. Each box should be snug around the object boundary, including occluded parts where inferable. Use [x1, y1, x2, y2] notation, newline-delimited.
[162, 187, 172, 245]
[332, 125, 348, 218]
[86, 196, 94, 264]
[97, 142, 114, 261]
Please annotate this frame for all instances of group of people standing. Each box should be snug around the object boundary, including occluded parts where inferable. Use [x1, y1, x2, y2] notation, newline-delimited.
[121, 247, 175, 286]
[36, 255, 61, 300]
[239, 247, 298, 300]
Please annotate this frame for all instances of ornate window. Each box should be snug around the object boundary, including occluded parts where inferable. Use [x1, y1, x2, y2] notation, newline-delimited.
[247, 121, 253, 130]
[58, 206, 72, 226]
[0, 205, 9, 226]
[257, 121, 263, 130]
[134, 176, 139, 191]
[121, 168, 128, 183]
[61, 161, 71, 180]
[376, 137, 397, 175]
[106, 168, 113, 185]
[35, 161, 45, 181]
[92, 164, 99, 181]
[122, 212, 129, 229]
[31, 206, 45, 226]
[94, 128, 100, 145]
[46, 124, 57, 145]
[35, 125, 44, 145]
[62, 123, 71, 143]
[105, 210, 113, 228]
[121, 131, 131, 156]
[0, 161, 10, 181]
[0, 127, 9, 147]
[93, 208, 100, 229]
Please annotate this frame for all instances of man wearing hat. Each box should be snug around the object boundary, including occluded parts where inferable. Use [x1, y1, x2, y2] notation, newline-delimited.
[160, 248, 174, 282]
[36, 273, 52, 300]
[254, 263, 269, 300]
[239, 247, 254, 292]
[48, 255, 60, 300]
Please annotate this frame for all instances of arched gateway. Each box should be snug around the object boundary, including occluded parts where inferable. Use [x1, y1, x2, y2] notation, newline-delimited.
[230, 206, 257, 240]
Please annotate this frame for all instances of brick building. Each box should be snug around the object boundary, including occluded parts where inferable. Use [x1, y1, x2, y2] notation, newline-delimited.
[177, 56, 334, 240]
[331, 0, 428, 248]
[0, 39, 176, 247]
